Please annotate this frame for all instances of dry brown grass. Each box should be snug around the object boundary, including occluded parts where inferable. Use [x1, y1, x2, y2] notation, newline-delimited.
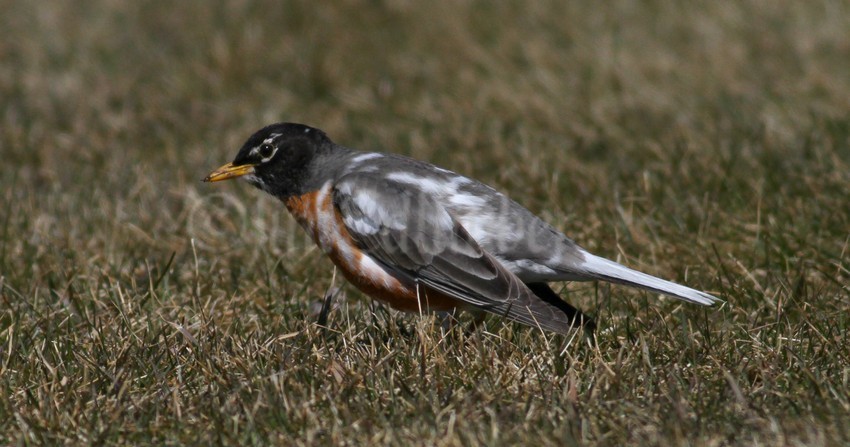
[2, 0, 849, 445]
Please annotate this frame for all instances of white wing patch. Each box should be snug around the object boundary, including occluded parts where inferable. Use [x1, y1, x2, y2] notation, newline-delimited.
[430, 205, 454, 231]
[385, 172, 447, 194]
[351, 191, 407, 231]
[350, 153, 384, 164]
[447, 175, 473, 188]
[447, 192, 487, 208]
[453, 208, 506, 248]
[345, 215, 380, 235]
[385, 171, 473, 195]
[493, 256, 560, 282]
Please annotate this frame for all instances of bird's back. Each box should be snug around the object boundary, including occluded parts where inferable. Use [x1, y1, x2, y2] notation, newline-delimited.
[335, 150, 588, 282]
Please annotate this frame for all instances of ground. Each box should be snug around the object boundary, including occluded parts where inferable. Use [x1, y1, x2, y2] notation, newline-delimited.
[1, 1, 849, 445]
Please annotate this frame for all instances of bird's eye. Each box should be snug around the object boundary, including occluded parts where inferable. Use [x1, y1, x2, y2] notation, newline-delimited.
[258, 143, 275, 159]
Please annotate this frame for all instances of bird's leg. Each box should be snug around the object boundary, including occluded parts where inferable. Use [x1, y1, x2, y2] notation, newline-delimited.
[464, 311, 487, 337]
[316, 287, 336, 327]
[317, 267, 341, 328]
[436, 310, 460, 334]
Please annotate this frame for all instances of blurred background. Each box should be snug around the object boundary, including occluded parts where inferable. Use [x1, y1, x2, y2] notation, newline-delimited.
[5, 0, 847, 280]
[1, 1, 849, 445]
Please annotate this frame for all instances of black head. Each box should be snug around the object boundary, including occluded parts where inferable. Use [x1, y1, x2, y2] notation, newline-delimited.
[204, 122, 333, 197]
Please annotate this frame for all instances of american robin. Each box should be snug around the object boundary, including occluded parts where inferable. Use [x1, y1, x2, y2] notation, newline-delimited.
[204, 123, 719, 334]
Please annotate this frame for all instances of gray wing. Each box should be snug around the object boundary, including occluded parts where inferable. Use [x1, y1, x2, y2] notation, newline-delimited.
[332, 174, 584, 334]
[339, 152, 718, 306]
[432, 175, 720, 306]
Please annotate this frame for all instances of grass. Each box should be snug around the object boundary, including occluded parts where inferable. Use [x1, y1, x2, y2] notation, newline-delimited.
[1, 0, 849, 445]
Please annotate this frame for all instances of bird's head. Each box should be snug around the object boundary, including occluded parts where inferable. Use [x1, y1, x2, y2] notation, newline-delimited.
[204, 122, 331, 197]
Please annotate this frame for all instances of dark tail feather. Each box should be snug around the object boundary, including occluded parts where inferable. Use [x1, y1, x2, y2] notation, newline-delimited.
[525, 282, 596, 334]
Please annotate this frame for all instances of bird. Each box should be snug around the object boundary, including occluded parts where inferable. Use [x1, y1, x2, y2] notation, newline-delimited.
[204, 122, 719, 335]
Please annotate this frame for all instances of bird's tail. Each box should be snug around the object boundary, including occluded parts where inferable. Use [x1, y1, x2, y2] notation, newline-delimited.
[576, 253, 720, 305]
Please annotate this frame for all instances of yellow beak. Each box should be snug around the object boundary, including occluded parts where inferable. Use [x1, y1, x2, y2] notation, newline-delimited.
[203, 162, 256, 182]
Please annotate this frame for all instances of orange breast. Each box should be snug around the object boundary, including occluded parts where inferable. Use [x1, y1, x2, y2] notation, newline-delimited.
[284, 183, 463, 313]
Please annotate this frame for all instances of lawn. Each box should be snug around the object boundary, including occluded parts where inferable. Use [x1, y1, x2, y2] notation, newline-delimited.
[1, 1, 849, 445]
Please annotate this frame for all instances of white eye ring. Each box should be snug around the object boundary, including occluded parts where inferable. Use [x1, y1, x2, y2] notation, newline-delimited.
[258, 143, 276, 160]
